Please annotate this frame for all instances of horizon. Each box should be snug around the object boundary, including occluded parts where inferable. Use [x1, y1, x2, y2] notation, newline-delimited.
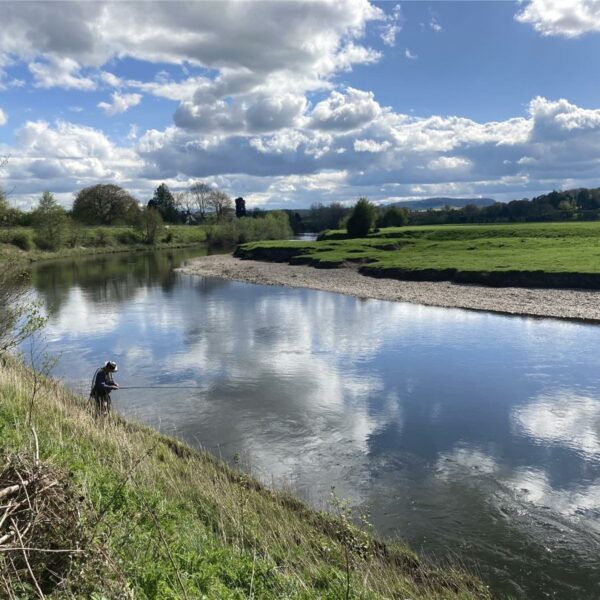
[1, 1, 600, 210]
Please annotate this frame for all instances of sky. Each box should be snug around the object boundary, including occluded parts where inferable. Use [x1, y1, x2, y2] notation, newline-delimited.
[1, 0, 600, 210]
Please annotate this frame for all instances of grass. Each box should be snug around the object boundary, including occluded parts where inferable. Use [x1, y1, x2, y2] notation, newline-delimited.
[236, 221, 600, 287]
[0, 225, 209, 264]
[0, 358, 491, 599]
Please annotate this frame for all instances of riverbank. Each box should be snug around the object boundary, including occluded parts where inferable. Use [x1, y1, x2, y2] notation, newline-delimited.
[181, 253, 600, 322]
[0, 359, 489, 598]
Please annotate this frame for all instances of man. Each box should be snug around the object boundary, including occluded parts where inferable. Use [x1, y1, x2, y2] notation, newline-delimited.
[92, 360, 119, 416]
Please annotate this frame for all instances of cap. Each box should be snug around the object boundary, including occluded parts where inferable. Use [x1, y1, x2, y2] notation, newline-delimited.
[104, 360, 118, 372]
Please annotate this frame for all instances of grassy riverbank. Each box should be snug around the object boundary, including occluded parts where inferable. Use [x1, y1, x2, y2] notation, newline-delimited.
[236, 221, 600, 288]
[0, 359, 490, 598]
[0, 225, 209, 264]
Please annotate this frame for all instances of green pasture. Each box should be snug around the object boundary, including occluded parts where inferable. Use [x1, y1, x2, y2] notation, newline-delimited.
[239, 222, 600, 275]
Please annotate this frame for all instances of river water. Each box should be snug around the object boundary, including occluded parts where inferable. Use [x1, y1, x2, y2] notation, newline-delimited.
[26, 248, 600, 599]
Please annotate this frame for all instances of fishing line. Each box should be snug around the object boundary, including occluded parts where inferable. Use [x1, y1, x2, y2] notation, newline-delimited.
[117, 386, 206, 390]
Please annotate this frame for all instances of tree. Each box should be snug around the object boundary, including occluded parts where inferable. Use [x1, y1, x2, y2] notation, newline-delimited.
[346, 197, 376, 238]
[149, 183, 179, 223]
[190, 181, 212, 221]
[32, 191, 68, 250]
[0, 266, 45, 359]
[235, 197, 246, 218]
[73, 184, 140, 225]
[378, 206, 408, 228]
[208, 190, 233, 221]
[136, 206, 164, 244]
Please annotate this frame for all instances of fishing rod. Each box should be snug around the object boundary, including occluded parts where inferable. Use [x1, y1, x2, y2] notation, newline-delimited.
[117, 386, 206, 390]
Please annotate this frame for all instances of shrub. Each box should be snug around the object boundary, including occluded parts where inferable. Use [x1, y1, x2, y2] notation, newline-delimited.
[347, 198, 376, 238]
[117, 229, 140, 245]
[93, 229, 111, 247]
[135, 207, 164, 244]
[9, 231, 32, 251]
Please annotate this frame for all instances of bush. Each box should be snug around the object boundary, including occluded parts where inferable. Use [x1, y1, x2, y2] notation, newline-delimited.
[162, 231, 174, 243]
[93, 229, 111, 247]
[117, 229, 140, 245]
[135, 207, 164, 244]
[347, 198, 376, 238]
[9, 232, 32, 251]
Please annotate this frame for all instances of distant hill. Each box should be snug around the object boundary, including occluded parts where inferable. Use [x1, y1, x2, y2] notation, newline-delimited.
[388, 197, 496, 211]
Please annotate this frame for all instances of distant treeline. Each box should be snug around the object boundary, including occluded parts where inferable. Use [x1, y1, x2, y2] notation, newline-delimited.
[292, 187, 600, 232]
[0, 182, 292, 251]
[408, 187, 600, 225]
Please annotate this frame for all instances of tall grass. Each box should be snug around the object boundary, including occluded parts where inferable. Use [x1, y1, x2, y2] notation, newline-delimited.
[0, 359, 490, 599]
[206, 212, 293, 247]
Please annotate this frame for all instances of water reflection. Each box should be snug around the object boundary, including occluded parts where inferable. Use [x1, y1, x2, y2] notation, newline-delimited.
[27, 250, 600, 599]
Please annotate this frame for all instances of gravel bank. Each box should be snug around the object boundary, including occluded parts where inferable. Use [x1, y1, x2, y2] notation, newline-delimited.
[181, 254, 600, 323]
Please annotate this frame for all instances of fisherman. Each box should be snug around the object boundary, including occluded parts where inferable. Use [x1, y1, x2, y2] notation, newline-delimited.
[91, 360, 119, 416]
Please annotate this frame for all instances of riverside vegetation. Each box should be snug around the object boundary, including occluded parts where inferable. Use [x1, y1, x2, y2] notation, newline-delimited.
[0, 362, 492, 598]
[0, 182, 293, 263]
[236, 221, 600, 289]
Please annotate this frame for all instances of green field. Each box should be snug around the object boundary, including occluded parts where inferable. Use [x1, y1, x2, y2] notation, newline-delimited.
[237, 222, 600, 288]
[0, 360, 489, 598]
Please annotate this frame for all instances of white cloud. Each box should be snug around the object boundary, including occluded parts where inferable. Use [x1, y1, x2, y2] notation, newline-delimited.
[310, 87, 382, 131]
[405, 48, 418, 60]
[354, 139, 391, 153]
[516, 0, 600, 37]
[380, 4, 403, 46]
[0, 108, 6, 126]
[28, 56, 95, 90]
[98, 92, 142, 116]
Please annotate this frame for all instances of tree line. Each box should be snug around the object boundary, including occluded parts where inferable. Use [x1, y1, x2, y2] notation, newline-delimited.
[408, 187, 600, 226]
[0, 181, 294, 250]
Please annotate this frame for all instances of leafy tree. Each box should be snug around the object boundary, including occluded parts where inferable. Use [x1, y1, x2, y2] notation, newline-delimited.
[378, 206, 408, 228]
[190, 181, 212, 221]
[149, 183, 180, 223]
[73, 184, 140, 225]
[347, 197, 376, 238]
[136, 206, 164, 244]
[235, 197, 246, 218]
[208, 190, 233, 221]
[32, 191, 68, 250]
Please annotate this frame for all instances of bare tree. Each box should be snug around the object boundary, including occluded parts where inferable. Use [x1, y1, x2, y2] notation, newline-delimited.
[174, 191, 192, 214]
[189, 181, 212, 221]
[208, 190, 233, 221]
[0, 268, 45, 359]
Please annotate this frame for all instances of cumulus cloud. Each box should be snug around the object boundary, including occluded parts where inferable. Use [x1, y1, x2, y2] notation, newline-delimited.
[98, 92, 142, 116]
[516, 0, 600, 37]
[0, 108, 6, 126]
[2, 2, 600, 208]
[28, 56, 95, 90]
[310, 88, 382, 131]
[354, 139, 390, 153]
[405, 48, 418, 60]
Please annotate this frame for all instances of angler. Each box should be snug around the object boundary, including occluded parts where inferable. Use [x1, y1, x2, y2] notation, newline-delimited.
[90, 360, 119, 416]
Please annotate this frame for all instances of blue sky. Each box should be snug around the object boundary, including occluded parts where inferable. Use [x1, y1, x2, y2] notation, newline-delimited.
[1, 0, 600, 209]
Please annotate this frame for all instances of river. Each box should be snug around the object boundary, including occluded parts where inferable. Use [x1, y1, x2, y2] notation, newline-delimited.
[25, 248, 600, 599]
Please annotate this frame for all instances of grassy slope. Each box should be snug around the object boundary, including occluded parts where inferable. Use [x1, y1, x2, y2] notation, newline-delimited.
[236, 222, 600, 286]
[0, 360, 491, 599]
[0, 225, 208, 264]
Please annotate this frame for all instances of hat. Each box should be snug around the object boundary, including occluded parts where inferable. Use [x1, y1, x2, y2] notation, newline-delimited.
[104, 361, 118, 372]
